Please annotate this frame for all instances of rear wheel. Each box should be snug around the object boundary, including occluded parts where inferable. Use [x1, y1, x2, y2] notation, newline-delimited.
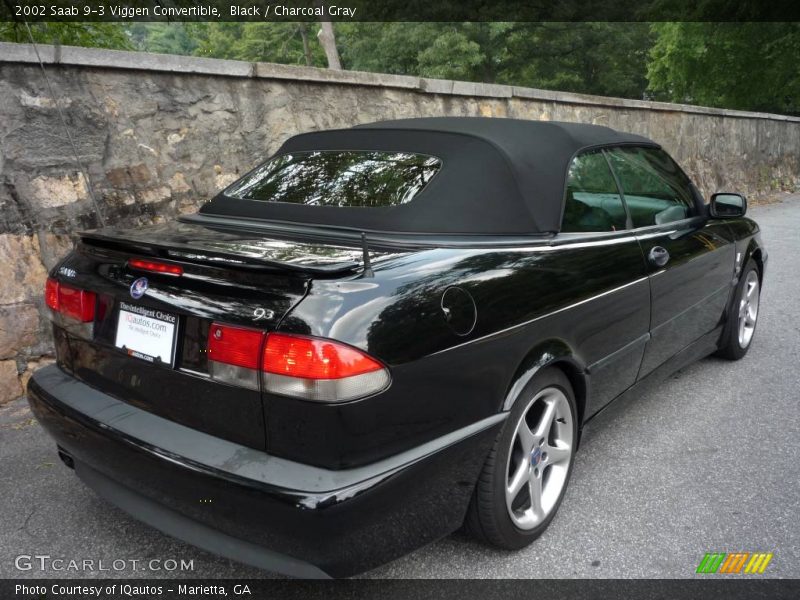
[716, 260, 760, 360]
[465, 368, 577, 549]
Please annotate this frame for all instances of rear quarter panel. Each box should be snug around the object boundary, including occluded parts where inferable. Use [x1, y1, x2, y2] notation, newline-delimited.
[271, 237, 650, 468]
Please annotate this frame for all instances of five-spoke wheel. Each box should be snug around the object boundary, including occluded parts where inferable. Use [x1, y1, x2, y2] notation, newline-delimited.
[717, 260, 761, 360]
[738, 269, 760, 349]
[465, 368, 577, 549]
[505, 387, 573, 529]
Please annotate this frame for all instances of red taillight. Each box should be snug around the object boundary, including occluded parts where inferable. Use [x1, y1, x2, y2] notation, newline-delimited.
[45, 278, 60, 311]
[205, 325, 390, 401]
[263, 333, 382, 380]
[45, 277, 96, 322]
[128, 258, 183, 276]
[262, 333, 389, 401]
[59, 285, 96, 322]
[208, 323, 265, 370]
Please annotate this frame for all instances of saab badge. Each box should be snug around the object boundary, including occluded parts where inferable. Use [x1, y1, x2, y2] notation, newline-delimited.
[130, 277, 149, 299]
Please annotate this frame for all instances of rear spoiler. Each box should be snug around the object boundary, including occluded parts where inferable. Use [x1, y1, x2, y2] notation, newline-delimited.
[78, 231, 363, 276]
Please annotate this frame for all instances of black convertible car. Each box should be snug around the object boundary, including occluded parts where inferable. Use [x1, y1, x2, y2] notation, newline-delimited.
[28, 118, 766, 577]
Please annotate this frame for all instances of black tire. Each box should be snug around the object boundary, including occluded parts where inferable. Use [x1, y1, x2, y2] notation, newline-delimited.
[715, 259, 761, 361]
[465, 367, 577, 550]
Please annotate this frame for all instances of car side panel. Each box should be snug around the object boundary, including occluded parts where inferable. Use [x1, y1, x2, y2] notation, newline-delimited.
[636, 218, 735, 377]
[271, 234, 650, 467]
[727, 217, 765, 275]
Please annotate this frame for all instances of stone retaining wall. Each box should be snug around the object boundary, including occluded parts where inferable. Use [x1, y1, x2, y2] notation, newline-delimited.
[1, 42, 798, 403]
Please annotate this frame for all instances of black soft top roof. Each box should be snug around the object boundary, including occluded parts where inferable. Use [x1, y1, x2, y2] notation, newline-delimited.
[201, 117, 657, 235]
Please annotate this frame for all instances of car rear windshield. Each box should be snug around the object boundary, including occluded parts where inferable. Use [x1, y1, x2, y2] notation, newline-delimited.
[224, 151, 442, 208]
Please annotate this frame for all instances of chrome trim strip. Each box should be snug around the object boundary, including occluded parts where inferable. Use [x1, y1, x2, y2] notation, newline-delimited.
[586, 332, 651, 373]
[650, 283, 730, 332]
[433, 275, 650, 356]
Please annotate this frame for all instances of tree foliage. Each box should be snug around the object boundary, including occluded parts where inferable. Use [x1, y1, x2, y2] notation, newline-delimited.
[647, 23, 799, 114]
[0, 21, 131, 50]
[128, 23, 197, 56]
[187, 22, 325, 66]
[336, 22, 652, 99]
[496, 23, 652, 98]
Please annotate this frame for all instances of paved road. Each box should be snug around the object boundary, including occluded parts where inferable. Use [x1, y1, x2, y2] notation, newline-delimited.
[1, 198, 798, 579]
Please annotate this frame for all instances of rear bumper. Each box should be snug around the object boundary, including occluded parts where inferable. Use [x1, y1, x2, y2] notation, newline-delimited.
[27, 365, 504, 578]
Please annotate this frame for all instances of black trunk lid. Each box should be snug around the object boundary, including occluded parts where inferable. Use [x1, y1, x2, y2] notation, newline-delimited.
[54, 220, 373, 450]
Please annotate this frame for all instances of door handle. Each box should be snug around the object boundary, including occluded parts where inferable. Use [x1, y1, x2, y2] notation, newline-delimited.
[648, 246, 670, 267]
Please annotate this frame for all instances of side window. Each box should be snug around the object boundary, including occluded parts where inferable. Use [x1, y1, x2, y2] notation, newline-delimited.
[606, 147, 695, 228]
[561, 150, 627, 233]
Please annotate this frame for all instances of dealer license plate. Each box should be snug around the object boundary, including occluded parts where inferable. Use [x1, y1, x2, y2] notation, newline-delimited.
[114, 301, 178, 366]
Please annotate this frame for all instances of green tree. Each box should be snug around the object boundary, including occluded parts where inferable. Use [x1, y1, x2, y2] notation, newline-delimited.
[416, 27, 484, 80]
[338, 23, 516, 82]
[338, 22, 651, 100]
[187, 22, 243, 60]
[647, 23, 800, 114]
[0, 21, 131, 50]
[189, 22, 324, 66]
[337, 23, 442, 75]
[498, 23, 652, 99]
[129, 23, 197, 56]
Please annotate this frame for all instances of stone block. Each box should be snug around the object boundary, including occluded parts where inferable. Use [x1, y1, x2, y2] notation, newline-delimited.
[19, 356, 55, 393]
[0, 304, 41, 360]
[0, 235, 48, 305]
[0, 360, 21, 405]
[28, 172, 88, 208]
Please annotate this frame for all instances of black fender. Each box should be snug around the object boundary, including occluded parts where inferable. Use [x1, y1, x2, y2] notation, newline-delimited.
[501, 339, 589, 446]
[743, 234, 767, 282]
[718, 219, 766, 327]
[726, 217, 766, 283]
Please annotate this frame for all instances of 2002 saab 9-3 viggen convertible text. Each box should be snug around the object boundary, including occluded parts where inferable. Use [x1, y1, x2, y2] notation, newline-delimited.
[28, 118, 766, 578]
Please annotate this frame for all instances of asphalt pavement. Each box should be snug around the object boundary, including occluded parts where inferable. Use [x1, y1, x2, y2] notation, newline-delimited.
[1, 197, 798, 579]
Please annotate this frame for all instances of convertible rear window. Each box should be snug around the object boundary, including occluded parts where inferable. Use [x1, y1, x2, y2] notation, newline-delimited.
[225, 151, 442, 208]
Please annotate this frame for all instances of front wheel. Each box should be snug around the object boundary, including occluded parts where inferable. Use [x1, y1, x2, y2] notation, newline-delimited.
[465, 367, 577, 549]
[716, 260, 761, 360]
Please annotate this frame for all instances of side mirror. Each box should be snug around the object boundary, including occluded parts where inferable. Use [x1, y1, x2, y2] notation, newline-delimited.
[709, 193, 747, 218]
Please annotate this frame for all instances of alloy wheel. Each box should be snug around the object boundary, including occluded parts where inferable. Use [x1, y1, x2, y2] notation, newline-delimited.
[738, 270, 760, 349]
[505, 386, 573, 530]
